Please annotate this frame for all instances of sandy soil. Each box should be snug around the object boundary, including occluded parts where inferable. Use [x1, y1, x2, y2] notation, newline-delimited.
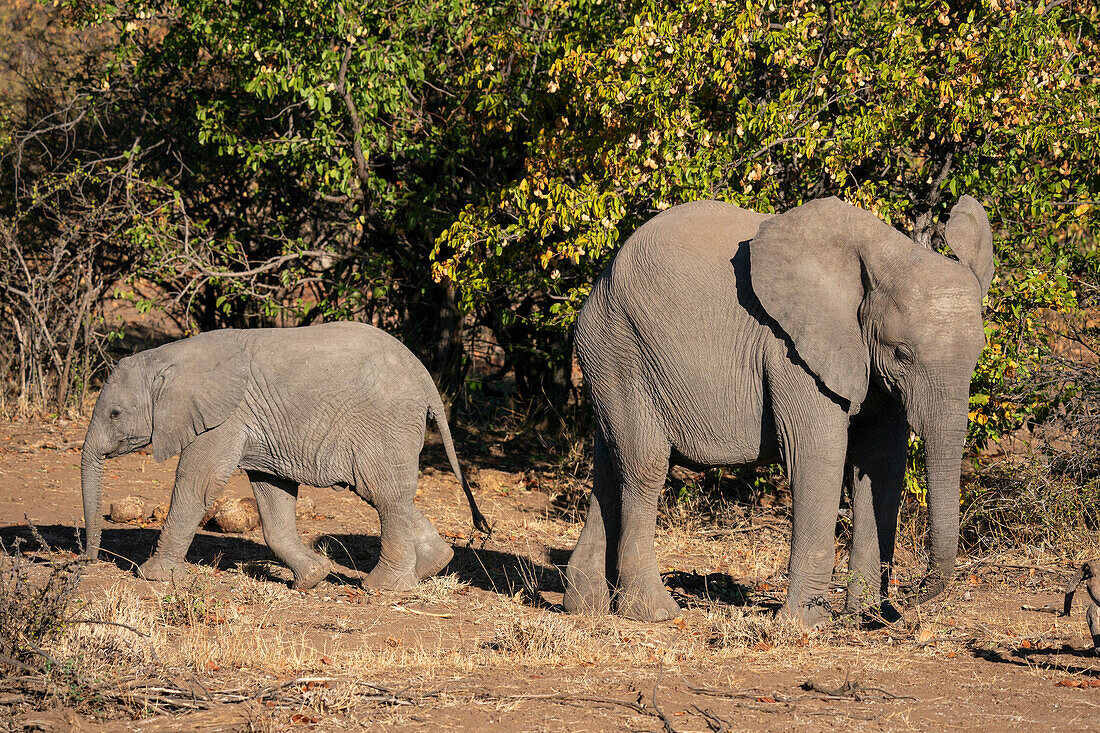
[1, 416, 1098, 731]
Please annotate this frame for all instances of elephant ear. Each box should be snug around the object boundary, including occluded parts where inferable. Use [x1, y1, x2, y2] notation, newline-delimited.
[943, 195, 994, 295]
[150, 332, 249, 462]
[749, 197, 874, 407]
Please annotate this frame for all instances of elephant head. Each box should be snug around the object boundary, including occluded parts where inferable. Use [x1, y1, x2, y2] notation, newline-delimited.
[82, 332, 248, 559]
[749, 195, 994, 598]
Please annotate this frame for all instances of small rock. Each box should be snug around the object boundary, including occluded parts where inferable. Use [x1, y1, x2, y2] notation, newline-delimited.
[212, 498, 260, 533]
[109, 495, 146, 523]
[149, 503, 169, 524]
[295, 497, 316, 520]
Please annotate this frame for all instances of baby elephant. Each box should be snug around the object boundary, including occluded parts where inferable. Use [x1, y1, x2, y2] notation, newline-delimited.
[80, 322, 489, 590]
[1064, 560, 1100, 652]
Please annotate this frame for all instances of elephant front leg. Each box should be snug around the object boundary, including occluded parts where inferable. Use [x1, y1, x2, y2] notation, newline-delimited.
[777, 396, 850, 628]
[139, 427, 242, 582]
[248, 472, 331, 589]
[564, 431, 619, 615]
[846, 407, 907, 619]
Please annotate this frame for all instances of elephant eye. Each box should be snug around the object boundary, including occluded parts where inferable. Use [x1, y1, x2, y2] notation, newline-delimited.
[109, 408, 121, 419]
[894, 344, 915, 365]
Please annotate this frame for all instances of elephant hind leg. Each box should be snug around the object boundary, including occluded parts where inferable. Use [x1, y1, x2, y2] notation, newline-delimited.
[411, 512, 453, 579]
[564, 429, 617, 615]
[248, 471, 331, 589]
[610, 423, 679, 622]
[357, 456, 444, 590]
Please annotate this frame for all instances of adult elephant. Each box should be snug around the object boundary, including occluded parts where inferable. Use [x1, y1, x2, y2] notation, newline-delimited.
[563, 196, 993, 626]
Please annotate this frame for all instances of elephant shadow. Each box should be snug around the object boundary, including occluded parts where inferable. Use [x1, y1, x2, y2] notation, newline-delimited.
[971, 642, 1100, 676]
[0, 522, 570, 610]
[319, 533, 569, 610]
[662, 569, 763, 610]
[2, 522, 759, 614]
[0, 521, 297, 580]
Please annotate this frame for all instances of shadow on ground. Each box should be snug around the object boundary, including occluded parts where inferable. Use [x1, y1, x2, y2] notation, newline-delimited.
[972, 643, 1100, 676]
[321, 532, 565, 610]
[0, 523, 568, 611]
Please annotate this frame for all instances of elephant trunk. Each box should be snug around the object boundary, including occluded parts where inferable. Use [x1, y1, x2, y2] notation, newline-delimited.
[81, 436, 107, 560]
[919, 415, 968, 602]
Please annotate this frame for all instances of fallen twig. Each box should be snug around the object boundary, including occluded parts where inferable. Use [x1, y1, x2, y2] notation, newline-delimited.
[689, 679, 915, 705]
[502, 692, 647, 714]
[390, 604, 454, 619]
[651, 658, 679, 733]
[693, 705, 731, 732]
[0, 653, 39, 674]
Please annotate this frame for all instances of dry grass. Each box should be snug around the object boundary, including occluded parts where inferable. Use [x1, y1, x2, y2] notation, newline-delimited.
[409, 573, 470, 605]
[488, 613, 601, 661]
[961, 455, 1100, 560]
[703, 606, 806, 650]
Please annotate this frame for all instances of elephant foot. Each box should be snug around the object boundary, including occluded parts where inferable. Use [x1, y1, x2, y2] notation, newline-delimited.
[778, 598, 832, 628]
[844, 580, 881, 617]
[364, 562, 418, 592]
[614, 583, 681, 622]
[875, 599, 903, 624]
[137, 557, 182, 582]
[413, 536, 453, 580]
[290, 557, 332, 590]
[562, 566, 611, 615]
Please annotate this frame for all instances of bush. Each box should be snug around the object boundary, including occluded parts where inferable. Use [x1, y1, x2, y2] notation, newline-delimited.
[0, 531, 85, 672]
[961, 457, 1100, 557]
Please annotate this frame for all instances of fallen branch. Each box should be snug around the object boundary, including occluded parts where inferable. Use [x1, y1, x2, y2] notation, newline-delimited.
[801, 678, 914, 701]
[689, 679, 915, 705]
[502, 692, 647, 714]
[693, 705, 731, 732]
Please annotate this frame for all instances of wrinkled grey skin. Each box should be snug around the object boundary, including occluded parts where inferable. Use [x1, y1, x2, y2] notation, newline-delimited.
[563, 196, 994, 626]
[81, 322, 489, 590]
[1063, 560, 1100, 650]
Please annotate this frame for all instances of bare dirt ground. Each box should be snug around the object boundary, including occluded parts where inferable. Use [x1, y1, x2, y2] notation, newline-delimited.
[1, 416, 1099, 731]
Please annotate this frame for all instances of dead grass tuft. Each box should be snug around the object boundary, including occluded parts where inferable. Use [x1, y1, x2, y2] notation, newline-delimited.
[961, 455, 1100, 559]
[54, 583, 157, 674]
[489, 613, 596, 660]
[704, 606, 805, 650]
[410, 573, 470, 604]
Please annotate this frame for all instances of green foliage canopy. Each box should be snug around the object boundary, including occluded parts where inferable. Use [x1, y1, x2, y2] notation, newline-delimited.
[433, 0, 1100, 450]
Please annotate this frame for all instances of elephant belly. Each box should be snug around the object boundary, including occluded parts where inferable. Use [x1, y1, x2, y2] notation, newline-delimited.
[648, 342, 780, 469]
[238, 406, 424, 490]
[237, 420, 363, 489]
[667, 408, 780, 470]
[238, 448, 354, 488]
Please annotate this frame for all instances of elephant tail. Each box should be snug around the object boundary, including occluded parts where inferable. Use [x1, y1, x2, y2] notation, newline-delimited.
[428, 396, 492, 536]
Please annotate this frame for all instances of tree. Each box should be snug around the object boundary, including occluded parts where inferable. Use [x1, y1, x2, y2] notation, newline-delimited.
[52, 0, 538, 404]
[434, 0, 1100, 448]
